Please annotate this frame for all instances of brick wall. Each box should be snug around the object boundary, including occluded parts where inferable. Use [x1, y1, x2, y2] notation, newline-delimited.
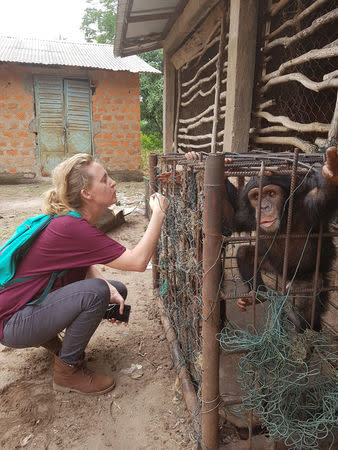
[0, 64, 142, 180]
[0, 64, 37, 177]
[91, 70, 141, 175]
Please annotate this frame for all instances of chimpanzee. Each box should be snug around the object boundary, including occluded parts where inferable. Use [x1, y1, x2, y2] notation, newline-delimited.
[234, 147, 338, 331]
[185, 147, 338, 331]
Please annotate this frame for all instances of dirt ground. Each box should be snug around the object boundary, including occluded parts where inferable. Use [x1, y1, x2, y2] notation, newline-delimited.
[0, 180, 194, 450]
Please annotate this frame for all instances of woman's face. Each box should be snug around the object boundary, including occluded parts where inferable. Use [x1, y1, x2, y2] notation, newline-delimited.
[84, 161, 117, 208]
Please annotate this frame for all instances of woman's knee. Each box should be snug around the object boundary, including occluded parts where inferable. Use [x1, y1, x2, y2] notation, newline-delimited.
[83, 278, 110, 309]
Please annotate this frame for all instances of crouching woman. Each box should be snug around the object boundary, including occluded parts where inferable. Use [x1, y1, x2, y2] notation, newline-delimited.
[0, 153, 167, 395]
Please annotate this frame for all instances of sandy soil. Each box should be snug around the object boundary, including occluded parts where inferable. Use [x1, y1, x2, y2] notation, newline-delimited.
[0, 181, 194, 450]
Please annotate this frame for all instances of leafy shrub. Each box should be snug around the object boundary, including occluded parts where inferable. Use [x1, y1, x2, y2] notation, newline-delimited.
[141, 132, 163, 173]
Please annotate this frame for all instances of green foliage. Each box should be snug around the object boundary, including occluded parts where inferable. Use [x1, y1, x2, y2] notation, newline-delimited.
[139, 50, 163, 136]
[141, 132, 163, 173]
[141, 132, 162, 151]
[81, 1, 163, 137]
[81, 0, 117, 44]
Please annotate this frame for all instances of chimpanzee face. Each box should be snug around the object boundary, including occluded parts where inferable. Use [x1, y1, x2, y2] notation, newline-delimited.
[248, 184, 284, 232]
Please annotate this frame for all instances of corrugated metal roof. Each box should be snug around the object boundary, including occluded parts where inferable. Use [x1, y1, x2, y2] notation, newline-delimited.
[114, 0, 186, 57]
[0, 35, 161, 73]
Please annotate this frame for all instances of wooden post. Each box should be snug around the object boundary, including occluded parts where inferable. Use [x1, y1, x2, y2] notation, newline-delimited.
[148, 153, 158, 196]
[201, 154, 224, 450]
[211, 7, 226, 153]
[174, 69, 181, 153]
[163, 50, 176, 154]
[156, 296, 200, 433]
[149, 153, 159, 288]
[163, 0, 219, 54]
[223, 0, 258, 153]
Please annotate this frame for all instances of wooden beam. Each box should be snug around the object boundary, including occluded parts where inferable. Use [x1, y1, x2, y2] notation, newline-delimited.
[124, 33, 163, 46]
[120, 42, 163, 57]
[163, 50, 176, 154]
[128, 13, 172, 22]
[161, 1, 190, 41]
[171, 2, 223, 70]
[223, 0, 258, 154]
[120, 0, 133, 55]
[114, 0, 132, 56]
[163, 0, 220, 54]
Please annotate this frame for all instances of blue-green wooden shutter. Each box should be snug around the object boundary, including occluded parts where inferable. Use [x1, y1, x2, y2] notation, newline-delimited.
[64, 79, 92, 156]
[34, 76, 65, 174]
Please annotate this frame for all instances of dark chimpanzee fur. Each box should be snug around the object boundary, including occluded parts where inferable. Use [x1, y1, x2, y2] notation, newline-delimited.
[232, 168, 337, 332]
[185, 148, 337, 331]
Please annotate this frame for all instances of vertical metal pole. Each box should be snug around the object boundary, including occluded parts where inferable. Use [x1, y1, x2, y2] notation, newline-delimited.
[248, 161, 264, 449]
[149, 153, 159, 289]
[195, 170, 202, 346]
[252, 161, 265, 328]
[281, 149, 299, 294]
[311, 223, 323, 328]
[201, 154, 224, 450]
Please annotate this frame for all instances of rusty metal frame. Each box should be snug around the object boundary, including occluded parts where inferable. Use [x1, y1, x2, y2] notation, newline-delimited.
[151, 151, 338, 449]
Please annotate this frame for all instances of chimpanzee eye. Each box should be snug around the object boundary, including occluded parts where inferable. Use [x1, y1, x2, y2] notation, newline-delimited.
[249, 190, 259, 202]
[269, 191, 275, 197]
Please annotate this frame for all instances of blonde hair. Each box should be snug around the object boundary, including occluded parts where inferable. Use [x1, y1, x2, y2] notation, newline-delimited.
[42, 153, 94, 215]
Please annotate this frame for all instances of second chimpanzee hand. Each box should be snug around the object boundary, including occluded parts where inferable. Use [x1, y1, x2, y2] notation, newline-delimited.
[322, 146, 338, 186]
[237, 291, 268, 311]
[237, 294, 253, 311]
[184, 152, 232, 171]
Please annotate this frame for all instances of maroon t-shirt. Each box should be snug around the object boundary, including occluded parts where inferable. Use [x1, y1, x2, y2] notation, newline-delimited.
[0, 215, 126, 338]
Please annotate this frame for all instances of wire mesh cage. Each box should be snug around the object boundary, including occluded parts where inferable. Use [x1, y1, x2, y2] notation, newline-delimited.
[251, 0, 338, 153]
[151, 151, 338, 449]
[154, 0, 338, 446]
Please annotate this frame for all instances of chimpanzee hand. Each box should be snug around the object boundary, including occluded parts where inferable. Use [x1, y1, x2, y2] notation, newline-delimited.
[237, 292, 267, 311]
[185, 151, 201, 161]
[322, 146, 338, 186]
[184, 152, 233, 174]
[237, 294, 253, 311]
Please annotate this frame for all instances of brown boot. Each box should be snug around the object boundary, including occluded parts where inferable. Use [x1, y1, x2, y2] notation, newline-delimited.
[53, 356, 115, 395]
[40, 336, 62, 355]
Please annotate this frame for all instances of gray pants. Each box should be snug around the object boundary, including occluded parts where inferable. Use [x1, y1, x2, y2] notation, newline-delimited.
[0, 278, 127, 365]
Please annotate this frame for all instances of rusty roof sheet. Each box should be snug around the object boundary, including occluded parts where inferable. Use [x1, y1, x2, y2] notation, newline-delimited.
[0, 35, 161, 73]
